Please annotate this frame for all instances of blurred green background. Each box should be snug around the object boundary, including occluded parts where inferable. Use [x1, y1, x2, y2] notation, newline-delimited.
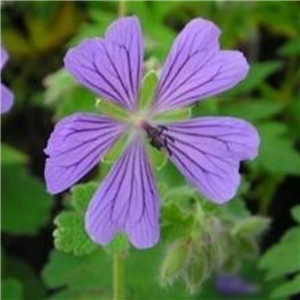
[1, 1, 299, 300]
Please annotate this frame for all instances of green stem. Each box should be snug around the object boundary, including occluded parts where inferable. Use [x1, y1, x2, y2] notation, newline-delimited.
[113, 253, 125, 300]
[118, 0, 126, 17]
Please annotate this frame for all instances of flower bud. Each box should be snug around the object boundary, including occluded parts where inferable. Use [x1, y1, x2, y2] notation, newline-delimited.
[184, 250, 209, 294]
[231, 217, 270, 237]
[160, 239, 190, 286]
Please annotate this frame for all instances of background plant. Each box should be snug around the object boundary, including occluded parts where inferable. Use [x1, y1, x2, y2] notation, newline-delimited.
[1, 1, 299, 300]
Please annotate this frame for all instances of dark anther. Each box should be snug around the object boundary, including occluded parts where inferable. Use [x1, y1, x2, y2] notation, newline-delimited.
[142, 122, 175, 156]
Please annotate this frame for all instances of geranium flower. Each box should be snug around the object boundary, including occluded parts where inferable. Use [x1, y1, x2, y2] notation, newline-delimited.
[44, 17, 259, 249]
[1, 47, 14, 114]
[215, 274, 258, 295]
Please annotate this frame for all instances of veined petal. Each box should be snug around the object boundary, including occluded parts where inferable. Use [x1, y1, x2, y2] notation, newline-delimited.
[1, 47, 8, 69]
[85, 137, 160, 249]
[152, 18, 249, 113]
[64, 16, 143, 111]
[1, 83, 14, 114]
[44, 113, 126, 194]
[165, 117, 259, 203]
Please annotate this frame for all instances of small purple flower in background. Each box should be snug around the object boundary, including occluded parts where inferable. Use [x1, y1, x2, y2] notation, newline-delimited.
[1, 47, 14, 114]
[44, 17, 259, 249]
[215, 274, 259, 296]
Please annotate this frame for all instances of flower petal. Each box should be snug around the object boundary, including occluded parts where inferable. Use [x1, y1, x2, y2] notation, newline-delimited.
[152, 18, 249, 113]
[64, 16, 143, 111]
[165, 117, 259, 203]
[44, 113, 126, 194]
[1, 83, 14, 114]
[215, 274, 258, 295]
[85, 137, 160, 249]
[1, 47, 8, 69]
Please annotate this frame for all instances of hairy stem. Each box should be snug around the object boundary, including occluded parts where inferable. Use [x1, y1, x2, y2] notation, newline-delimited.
[113, 253, 125, 300]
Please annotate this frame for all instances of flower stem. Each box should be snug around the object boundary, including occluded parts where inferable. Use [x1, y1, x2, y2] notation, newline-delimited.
[118, 0, 126, 17]
[113, 252, 125, 300]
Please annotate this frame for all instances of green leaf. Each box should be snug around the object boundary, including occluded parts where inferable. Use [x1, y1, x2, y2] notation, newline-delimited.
[219, 99, 284, 123]
[53, 182, 98, 256]
[227, 61, 282, 95]
[42, 250, 111, 292]
[278, 37, 300, 56]
[54, 212, 97, 256]
[259, 206, 300, 300]
[1, 164, 52, 235]
[55, 87, 97, 119]
[44, 69, 77, 105]
[291, 205, 300, 223]
[259, 227, 300, 280]
[271, 274, 300, 298]
[252, 122, 300, 175]
[2, 255, 46, 300]
[43, 247, 192, 300]
[1, 143, 27, 164]
[1, 279, 23, 300]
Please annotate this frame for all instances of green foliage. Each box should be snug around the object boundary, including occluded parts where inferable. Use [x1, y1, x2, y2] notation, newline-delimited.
[2, 254, 46, 300]
[53, 183, 98, 256]
[1, 144, 52, 235]
[227, 61, 282, 96]
[43, 247, 193, 300]
[253, 122, 300, 175]
[259, 205, 300, 298]
[1, 279, 23, 300]
[159, 186, 270, 294]
[1, 2, 300, 300]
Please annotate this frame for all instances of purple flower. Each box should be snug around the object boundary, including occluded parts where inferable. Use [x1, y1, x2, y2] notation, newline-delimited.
[44, 17, 259, 249]
[215, 274, 259, 295]
[1, 47, 14, 114]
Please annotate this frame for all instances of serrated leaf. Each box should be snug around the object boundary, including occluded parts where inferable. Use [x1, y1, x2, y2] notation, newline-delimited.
[54, 212, 97, 256]
[71, 182, 98, 212]
[53, 183, 98, 256]
[42, 250, 111, 291]
[43, 247, 191, 300]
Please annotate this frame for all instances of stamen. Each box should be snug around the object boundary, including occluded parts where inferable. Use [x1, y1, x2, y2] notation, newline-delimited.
[141, 122, 175, 156]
